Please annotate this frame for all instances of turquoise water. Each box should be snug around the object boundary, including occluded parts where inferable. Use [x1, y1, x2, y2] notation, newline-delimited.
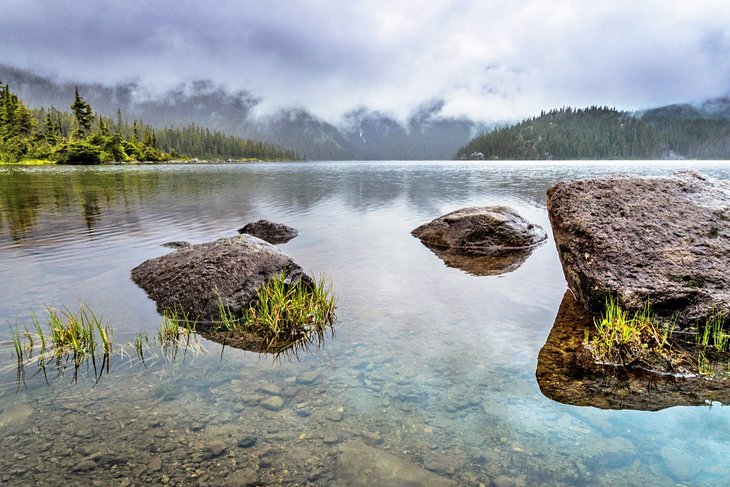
[0, 161, 729, 486]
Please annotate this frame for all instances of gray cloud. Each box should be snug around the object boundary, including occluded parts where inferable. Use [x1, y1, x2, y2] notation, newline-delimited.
[1, 0, 729, 122]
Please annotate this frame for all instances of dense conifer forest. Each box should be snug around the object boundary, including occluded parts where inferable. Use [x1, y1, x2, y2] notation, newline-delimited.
[0, 82, 296, 164]
[456, 106, 730, 160]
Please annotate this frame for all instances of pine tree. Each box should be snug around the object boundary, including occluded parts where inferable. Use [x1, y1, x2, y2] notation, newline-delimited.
[98, 117, 110, 137]
[13, 102, 35, 137]
[44, 112, 58, 144]
[143, 128, 153, 147]
[115, 108, 123, 134]
[70, 87, 93, 137]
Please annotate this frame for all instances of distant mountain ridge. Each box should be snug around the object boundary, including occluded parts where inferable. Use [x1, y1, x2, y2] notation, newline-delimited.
[0, 64, 484, 160]
[639, 97, 730, 120]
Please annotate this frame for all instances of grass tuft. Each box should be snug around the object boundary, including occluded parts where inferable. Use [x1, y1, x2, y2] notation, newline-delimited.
[45, 304, 112, 362]
[584, 296, 730, 376]
[585, 297, 675, 367]
[216, 296, 244, 331]
[5, 303, 208, 386]
[242, 273, 336, 350]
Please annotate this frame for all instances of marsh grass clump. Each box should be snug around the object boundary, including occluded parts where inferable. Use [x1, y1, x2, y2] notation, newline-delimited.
[191, 273, 337, 355]
[216, 297, 245, 331]
[242, 273, 336, 349]
[133, 331, 149, 362]
[154, 308, 204, 361]
[694, 309, 730, 375]
[9, 304, 113, 367]
[6, 303, 208, 387]
[697, 309, 730, 352]
[4, 304, 113, 385]
[120, 308, 205, 366]
[584, 297, 678, 368]
[46, 305, 112, 359]
[584, 297, 730, 376]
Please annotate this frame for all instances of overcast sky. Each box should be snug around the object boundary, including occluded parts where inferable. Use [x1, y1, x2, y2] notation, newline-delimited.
[1, 0, 729, 122]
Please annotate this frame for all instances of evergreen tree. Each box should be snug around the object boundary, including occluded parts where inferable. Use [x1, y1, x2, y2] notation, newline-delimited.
[98, 117, 110, 137]
[116, 108, 123, 134]
[13, 102, 35, 137]
[44, 112, 58, 144]
[70, 87, 93, 137]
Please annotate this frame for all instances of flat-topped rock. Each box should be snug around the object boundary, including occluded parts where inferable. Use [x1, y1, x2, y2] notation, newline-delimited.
[412, 206, 546, 275]
[412, 206, 546, 254]
[238, 219, 298, 244]
[547, 171, 730, 327]
[132, 234, 310, 321]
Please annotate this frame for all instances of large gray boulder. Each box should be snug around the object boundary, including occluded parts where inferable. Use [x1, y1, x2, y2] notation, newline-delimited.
[131, 234, 310, 321]
[547, 171, 730, 327]
[411, 206, 546, 275]
[412, 206, 547, 252]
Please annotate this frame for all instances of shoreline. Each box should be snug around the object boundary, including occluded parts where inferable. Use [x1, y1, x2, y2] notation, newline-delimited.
[0, 157, 297, 166]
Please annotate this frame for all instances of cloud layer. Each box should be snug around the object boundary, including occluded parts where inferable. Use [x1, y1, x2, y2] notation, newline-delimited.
[1, 0, 729, 122]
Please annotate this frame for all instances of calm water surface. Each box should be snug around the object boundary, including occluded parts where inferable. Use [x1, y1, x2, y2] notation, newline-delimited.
[1, 161, 729, 486]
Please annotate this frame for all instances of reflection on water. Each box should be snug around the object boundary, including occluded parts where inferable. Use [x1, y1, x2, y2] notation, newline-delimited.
[196, 325, 333, 358]
[536, 291, 730, 411]
[416, 240, 542, 276]
[1, 161, 730, 485]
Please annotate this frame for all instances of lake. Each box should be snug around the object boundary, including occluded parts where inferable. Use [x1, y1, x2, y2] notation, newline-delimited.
[1, 161, 729, 486]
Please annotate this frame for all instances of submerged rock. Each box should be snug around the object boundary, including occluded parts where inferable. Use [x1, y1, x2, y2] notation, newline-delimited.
[547, 172, 730, 327]
[536, 291, 730, 411]
[131, 234, 310, 321]
[412, 206, 546, 275]
[0, 398, 33, 433]
[260, 396, 285, 412]
[336, 441, 457, 487]
[223, 469, 258, 487]
[238, 219, 299, 244]
[160, 241, 191, 249]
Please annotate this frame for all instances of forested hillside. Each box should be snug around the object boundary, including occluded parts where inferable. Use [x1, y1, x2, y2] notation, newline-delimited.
[0, 82, 296, 163]
[639, 103, 730, 158]
[456, 105, 730, 160]
[154, 124, 298, 160]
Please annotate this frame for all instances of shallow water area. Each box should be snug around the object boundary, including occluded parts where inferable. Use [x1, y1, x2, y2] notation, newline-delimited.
[1, 161, 730, 486]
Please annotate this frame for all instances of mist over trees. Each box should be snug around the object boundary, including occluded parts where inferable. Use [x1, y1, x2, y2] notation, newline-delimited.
[6, 64, 730, 163]
[0, 64, 482, 161]
[340, 100, 483, 160]
[457, 104, 730, 160]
